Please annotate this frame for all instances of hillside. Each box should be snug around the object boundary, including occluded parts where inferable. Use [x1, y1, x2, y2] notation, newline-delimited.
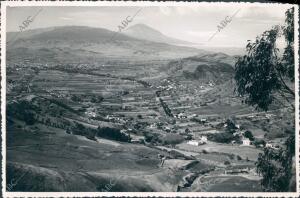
[162, 53, 236, 84]
[124, 24, 193, 46]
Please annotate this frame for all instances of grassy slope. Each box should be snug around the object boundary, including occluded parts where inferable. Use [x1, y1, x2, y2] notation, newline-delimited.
[7, 121, 184, 192]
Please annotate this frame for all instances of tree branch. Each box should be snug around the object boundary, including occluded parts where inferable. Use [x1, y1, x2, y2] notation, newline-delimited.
[277, 89, 295, 110]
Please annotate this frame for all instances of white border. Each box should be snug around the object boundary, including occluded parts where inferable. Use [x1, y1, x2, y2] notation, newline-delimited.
[1, 1, 299, 197]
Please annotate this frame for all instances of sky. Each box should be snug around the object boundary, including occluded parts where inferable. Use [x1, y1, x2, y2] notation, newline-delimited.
[6, 4, 293, 48]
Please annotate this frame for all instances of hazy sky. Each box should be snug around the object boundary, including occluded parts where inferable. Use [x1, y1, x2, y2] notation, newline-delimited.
[6, 4, 293, 48]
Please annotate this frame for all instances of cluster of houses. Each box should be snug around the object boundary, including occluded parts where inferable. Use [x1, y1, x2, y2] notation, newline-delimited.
[85, 109, 97, 118]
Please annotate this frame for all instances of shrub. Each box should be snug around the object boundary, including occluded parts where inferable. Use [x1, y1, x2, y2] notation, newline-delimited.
[7, 100, 37, 125]
[161, 134, 184, 145]
[244, 130, 255, 141]
[97, 127, 131, 142]
[254, 139, 266, 148]
[209, 132, 234, 143]
[224, 161, 231, 165]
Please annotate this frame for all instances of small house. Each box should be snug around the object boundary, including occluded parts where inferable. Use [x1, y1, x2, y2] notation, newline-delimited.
[200, 118, 207, 122]
[187, 140, 200, 146]
[242, 138, 251, 146]
[187, 140, 205, 146]
[266, 143, 273, 148]
[200, 136, 207, 142]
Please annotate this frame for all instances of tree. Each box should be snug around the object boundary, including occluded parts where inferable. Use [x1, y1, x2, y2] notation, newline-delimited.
[235, 8, 294, 111]
[235, 8, 295, 192]
[244, 130, 255, 141]
[225, 118, 237, 133]
[256, 136, 295, 192]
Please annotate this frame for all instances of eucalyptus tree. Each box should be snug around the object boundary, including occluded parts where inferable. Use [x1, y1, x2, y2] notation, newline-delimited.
[234, 8, 295, 192]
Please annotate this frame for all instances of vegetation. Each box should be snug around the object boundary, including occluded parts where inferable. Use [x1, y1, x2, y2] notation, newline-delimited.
[69, 122, 131, 142]
[7, 100, 37, 125]
[253, 139, 266, 148]
[144, 132, 160, 144]
[97, 127, 131, 142]
[256, 136, 295, 191]
[161, 134, 184, 145]
[208, 132, 235, 144]
[70, 122, 97, 140]
[244, 130, 255, 141]
[225, 118, 237, 133]
[159, 98, 173, 117]
[224, 161, 231, 165]
[235, 8, 295, 192]
[235, 8, 295, 111]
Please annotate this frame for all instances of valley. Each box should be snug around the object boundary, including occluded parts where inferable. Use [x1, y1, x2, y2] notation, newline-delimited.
[6, 25, 294, 192]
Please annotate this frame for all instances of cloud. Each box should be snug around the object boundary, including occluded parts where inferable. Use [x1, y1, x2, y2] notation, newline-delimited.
[159, 7, 172, 16]
[236, 6, 290, 24]
[59, 17, 72, 20]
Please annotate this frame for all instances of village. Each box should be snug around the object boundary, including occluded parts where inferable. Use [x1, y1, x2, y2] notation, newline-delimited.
[6, 56, 293, 192]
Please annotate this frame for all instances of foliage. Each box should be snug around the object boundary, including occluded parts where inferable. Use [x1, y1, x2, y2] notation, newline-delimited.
[144, 132, 160, 144]
[282, 8, 294, 81]
[71, 122, 96, 140]
[69, 122, 131, 142]
[71, 94, 82, 102]
[244, 130, 255, 141]
[7, 100, 37, 125]
[225, 118, 237, 133]
[224, 161, 231, 165]
[235, 8, 295, 192]
[159, 98, 173, 117]
[161, 134, 184, 145]
[234, 8, 295, 111]
[90, 95, 104, 103]
[253, 139, 266, 148]
[208, 132, 235, 143]
[48, 98, 78, 114]
[97, 127, 131, 142]
[255, 135, 295, 192]
[237, 155, 242, 160]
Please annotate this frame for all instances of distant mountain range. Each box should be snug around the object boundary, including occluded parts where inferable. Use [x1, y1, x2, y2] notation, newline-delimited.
[7, 25, 209, 62]
[7, 25, 238, 84]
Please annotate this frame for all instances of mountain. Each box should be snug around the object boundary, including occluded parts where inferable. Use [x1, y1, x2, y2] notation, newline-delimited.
[164, 53, 235, 84]
[124, 24, 194, 46]
[7, 27, 57, 43]
[7, 26, 208, 63]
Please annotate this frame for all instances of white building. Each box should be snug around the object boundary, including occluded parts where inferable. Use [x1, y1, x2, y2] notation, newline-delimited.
[242, 138, 251, 146]
[266, 143, 273, 148]
[187, 140, 200, 146]
[200, 118, 207, 122]
[200, 136, 207, 142]
[265, 143, 279, 150]
[187, 140, 206, 146]
[149, 123, 156, 129]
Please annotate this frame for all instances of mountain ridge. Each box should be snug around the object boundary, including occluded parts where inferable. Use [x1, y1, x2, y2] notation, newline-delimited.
[124, 23, 195, 46]
[7, 25, 210, 62]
